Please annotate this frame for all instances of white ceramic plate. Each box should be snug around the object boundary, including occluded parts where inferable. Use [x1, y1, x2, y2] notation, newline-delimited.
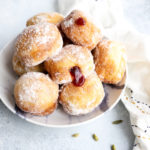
[0, 38, 126, 128]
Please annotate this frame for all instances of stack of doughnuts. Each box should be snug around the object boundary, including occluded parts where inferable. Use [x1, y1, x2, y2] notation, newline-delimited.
[13, 10, 126, 116]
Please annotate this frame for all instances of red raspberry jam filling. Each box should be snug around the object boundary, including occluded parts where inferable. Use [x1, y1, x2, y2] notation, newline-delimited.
[70, 66, 85, 86]
[75, 17, 86, 26]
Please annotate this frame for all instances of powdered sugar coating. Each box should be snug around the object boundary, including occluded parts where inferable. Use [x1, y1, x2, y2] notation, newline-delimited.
[12, 51, 44, 75]
[44, 44, 95, 84]
[59, 72, 105, 115]
[16, 23, 63, 67]
[14, 72, 59, 115]
[26, 12, 64, 26]
[59, 100, 95, 115]
[52, 44, 91, 63]
[15, 72, 54, 102]
[63, 18, 74, 28]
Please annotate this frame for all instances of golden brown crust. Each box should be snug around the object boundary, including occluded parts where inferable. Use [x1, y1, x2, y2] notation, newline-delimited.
[15, 23, 63, 67]
[15, 100, 57, 116]
[61, 10, 102, 50]
[14, 72, 59, 116]
[15, 101, 57, 116]
[94, 39, 126, 84]
[32, 102, 57, 116]
[12, 51, 45, 76]
[44, 44, 95, 84]
[26, 12, 64, 26]
[59, 73, 105, 115]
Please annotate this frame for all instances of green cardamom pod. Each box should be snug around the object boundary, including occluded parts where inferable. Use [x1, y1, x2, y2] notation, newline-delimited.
[92, 134, 99, 141]
[111, 144, 116, 150]
[72, 133, 79, 137]
[112, 120, 123, 124]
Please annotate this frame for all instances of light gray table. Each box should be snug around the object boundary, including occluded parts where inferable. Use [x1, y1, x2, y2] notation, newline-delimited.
[0, 0, 149, 149]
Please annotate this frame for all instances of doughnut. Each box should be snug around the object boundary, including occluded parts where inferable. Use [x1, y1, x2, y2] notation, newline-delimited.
[44, 44, 95, 84]
[94, 39, 126, 84]
[15, 23, 63, 67]
[14, 72, 59, 116]
[59, 72, 105, 115]
[26, 12, 64, 26]
[12, 51, 45, 76]
[61, 10, 102, 50]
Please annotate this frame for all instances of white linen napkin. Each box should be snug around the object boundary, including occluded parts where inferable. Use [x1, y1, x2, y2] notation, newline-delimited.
[57, 0, 150, 149]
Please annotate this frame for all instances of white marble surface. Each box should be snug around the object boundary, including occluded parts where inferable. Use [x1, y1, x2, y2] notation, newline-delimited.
[0, 0, 149, 149]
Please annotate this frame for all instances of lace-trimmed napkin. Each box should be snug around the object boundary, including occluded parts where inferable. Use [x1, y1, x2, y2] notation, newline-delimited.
[57, 0, 150, 149]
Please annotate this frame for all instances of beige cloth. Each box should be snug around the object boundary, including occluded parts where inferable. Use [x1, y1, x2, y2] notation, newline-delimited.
[57, 0, 150, 149]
